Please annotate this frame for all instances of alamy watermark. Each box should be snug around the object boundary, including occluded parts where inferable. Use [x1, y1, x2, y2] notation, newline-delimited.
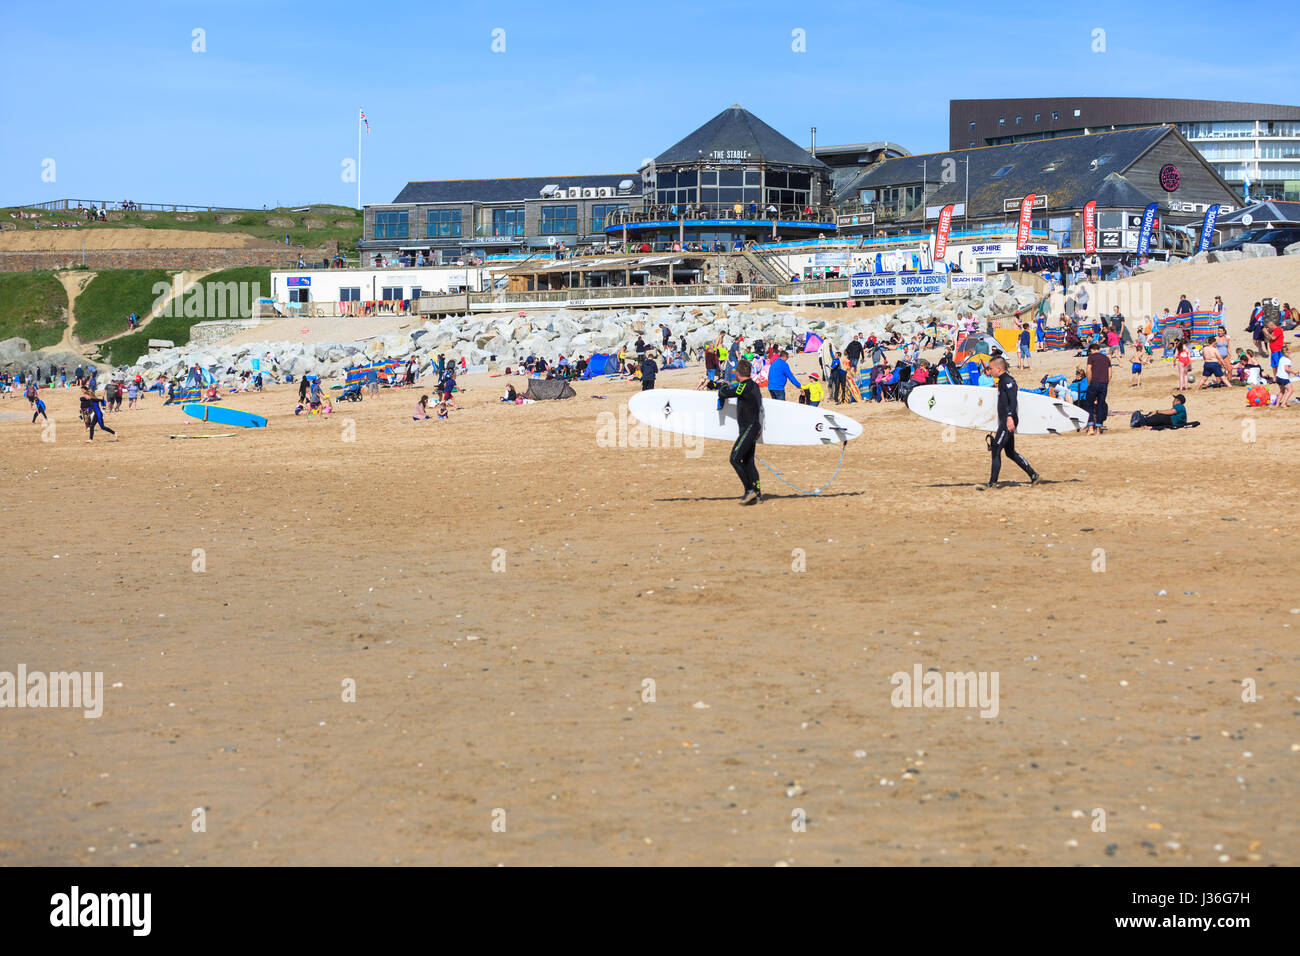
[1, 664, 104, 718]
[890, 664, 999, 718]
[150, 277, 262, 319]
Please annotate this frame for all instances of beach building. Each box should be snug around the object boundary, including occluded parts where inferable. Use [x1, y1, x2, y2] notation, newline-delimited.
[841, 125, 1242, 267]
[951, 97, 1300, 202]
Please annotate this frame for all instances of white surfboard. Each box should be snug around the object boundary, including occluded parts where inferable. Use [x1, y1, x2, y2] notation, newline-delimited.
[627, 388, 863, 446]
[907, 384, 1088, 435]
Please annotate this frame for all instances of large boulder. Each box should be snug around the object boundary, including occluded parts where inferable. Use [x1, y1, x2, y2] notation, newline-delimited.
[1241, 243, 1277, 258]
[1284, 242, 1300, 257]
[1208, 249, 1244, 263]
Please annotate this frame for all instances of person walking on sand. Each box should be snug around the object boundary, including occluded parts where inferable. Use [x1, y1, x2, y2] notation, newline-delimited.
[1017, 322, 1032, 370]
[81, 386, 116, 442]
[711, 359, 763, 505]
[979, 356, 1040, 490]
[31, 394, 47, 423]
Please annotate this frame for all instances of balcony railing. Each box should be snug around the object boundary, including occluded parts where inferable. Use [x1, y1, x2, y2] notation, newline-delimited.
[605, 203, 837, 228]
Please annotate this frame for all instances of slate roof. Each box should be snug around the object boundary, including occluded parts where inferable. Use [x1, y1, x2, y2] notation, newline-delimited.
[1216, 200, 1300, 226]
[391, 174, 638, 205]
[847, 126, 1197, 218]
[654, 105, 829, 169]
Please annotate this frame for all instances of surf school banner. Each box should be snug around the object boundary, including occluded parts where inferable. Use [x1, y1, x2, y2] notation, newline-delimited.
[1136, 202, 1158, 256]
[1197, 204, 1221, 253]
[850, 272, 949, 298]
[1082, 200, 1097, 255]
[933, 204, 955, 261]
[1016, 194, 1037, 250]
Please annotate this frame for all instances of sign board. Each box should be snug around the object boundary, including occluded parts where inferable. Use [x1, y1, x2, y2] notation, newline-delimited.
[1003, 194, 1048, 212]
[964, 241, 1055, 257]
[286, 276, 311, 287]
[849, 272, 948, 298]
[1099, 230, 1122, 248]
[924, 203, 966, 220]
[812, 252, 850, 266]
[949, 274, 985, 290]
[836, 212, 875, 228]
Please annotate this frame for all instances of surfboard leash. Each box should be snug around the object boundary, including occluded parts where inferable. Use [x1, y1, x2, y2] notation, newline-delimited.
[755, 442, 848, 496]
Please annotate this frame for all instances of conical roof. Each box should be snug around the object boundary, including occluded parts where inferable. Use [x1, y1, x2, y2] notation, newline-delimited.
[654, 105, 828, 169]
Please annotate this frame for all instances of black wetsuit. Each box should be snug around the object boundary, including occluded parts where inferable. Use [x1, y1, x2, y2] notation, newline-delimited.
[717, 379, 762, 494]
[83, 395, 114, 439]
[990, 373, 1037, 485]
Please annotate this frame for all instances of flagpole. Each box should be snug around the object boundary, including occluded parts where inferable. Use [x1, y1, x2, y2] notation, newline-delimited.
[357, 109, 362, 211]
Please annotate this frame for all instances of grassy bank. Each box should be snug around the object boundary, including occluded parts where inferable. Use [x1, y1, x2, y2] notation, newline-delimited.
[97, 266, 272, 367]
[0, 272, 68, 349]
[74, 268, 174, 341]
[2, 205, 362, 256]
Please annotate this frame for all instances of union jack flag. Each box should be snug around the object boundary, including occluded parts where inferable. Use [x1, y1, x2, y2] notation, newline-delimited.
[360, 110, 370, 132]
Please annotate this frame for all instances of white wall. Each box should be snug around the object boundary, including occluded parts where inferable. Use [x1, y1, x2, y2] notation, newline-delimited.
[269, 266, 490, 304]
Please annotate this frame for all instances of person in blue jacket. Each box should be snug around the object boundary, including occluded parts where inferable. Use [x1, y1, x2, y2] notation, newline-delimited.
[765, 349, 800, 400]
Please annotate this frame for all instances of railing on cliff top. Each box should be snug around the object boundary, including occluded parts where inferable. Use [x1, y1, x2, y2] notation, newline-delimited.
[14, 199, 253, 213]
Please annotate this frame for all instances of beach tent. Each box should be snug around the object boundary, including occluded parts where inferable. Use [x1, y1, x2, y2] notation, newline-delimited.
[1187, 311, 1221, 341]
[1043, 328, 1067, 349]
[524, 379, 576, 400]
[802, 332, 824, 354]
[584, 353, 619, 378]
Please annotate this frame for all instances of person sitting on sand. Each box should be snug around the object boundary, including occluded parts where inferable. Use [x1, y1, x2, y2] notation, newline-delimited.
[436, 401, 449, 420]
[1133, 394, 1187, 429]
[413, 394, 431, 420]
[1237, 350, 1263, 385]
[501, 384, 517, 403]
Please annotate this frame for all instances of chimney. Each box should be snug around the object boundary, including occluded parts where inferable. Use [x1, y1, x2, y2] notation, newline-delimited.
[810, 127, 817, 157]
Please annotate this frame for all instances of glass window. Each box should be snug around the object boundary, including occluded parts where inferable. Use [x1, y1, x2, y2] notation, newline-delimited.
[744, 170, 760, 185]
[969, 121, 976, 131]
[992, 165, 1014, 178]
[381, 286, 402, 300]
[658, 171, 677, 189]
[700, 171, 718, 186]
[998, 117, 1005, 127]
[492, 207, 524, 236]
[288, 288, 310, 303]
[1015, 115, 1022, 125]
[789, 172, 811, 190]
[1073, 109, 1081, 117]
[590, 203, 627, 232]
[539, 205, 577, 235]
[425, 208, 462, 238]
[1052, 111, 1059, 121]
[410, 287, 422, 299]
[719, 170, 742, 187]
[677, 170, 697, 187]
[339, 287, 361, 302]
[767, 171, 788, 188]
[1034, 113, 1041, 123]
[373, 210, 409, 239]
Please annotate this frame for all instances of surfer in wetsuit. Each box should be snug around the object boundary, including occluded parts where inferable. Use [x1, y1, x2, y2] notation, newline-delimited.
[981, 356, 1038, 490]
[711, 359, 764, 504]
[81, 386, 117, 442]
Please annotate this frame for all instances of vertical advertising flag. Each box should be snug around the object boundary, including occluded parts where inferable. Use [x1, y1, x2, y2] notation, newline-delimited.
[933, 204, 955, 260]
[1197, 204, 1221, 252]
[1136, 202, 1159, 256]
[1016, 194, 1037, 250]
[1082, 200, 1097, 254]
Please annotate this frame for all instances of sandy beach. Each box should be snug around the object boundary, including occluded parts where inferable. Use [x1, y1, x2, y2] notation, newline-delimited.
[1, 333, 1296, 866]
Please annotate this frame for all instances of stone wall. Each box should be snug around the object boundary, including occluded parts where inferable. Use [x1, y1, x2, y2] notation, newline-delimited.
[0, 242, 337, 273]
[188, 319, 278, 347]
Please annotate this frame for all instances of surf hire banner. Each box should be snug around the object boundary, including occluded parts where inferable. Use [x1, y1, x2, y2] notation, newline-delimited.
[933, 204, 955, 261]
[1198, 204, 1222, 253]
[1082, 200, 1097, 254]
[1015, 194, 1037, 250]
[1136, 202, 1159, 256]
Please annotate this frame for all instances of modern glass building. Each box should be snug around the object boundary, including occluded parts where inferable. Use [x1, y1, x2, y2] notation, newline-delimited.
[950, 98, 1300, 201]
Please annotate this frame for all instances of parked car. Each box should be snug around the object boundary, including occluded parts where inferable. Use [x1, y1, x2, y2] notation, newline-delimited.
[1210, 227, 1300, 255]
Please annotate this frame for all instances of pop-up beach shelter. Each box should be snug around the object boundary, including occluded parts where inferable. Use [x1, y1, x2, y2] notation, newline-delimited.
[524, 379, 576, 400]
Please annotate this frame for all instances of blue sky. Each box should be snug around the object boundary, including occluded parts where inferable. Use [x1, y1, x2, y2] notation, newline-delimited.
[2, 0, 1293, 208]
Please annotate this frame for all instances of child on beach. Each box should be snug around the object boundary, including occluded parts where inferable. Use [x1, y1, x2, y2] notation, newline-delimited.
[1276, 346, 1294, 409]
[1130, 351, 1143, 386]
[1175, 339, 1192, 390]
[436, 402, 449, 420]
[128, 380, 139, 409]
